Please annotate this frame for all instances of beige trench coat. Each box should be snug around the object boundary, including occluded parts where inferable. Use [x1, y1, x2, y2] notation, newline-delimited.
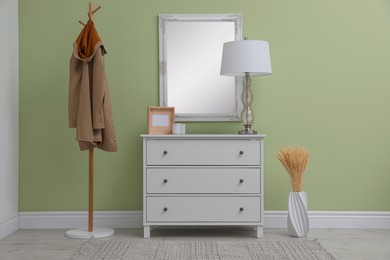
[68, 20, 117, 152]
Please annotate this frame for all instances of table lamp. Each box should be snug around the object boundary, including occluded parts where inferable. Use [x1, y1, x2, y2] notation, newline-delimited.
[220, 38, 272, 134]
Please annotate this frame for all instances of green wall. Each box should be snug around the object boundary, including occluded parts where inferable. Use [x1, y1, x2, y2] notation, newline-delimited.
[19, 0, 390, 212]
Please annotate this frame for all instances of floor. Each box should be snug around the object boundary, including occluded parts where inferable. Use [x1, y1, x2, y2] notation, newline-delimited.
[0, 228, 390, 259]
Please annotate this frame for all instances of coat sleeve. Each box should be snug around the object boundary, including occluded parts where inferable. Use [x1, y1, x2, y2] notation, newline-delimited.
[68, 55, 82, 128]
[91, 47, 106, 129]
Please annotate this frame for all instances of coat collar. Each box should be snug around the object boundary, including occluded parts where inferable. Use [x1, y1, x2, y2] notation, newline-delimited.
[72, 20, 106, 62]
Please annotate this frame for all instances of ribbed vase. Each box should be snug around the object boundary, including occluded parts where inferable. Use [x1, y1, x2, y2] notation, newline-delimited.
[287, 192, 309, 237]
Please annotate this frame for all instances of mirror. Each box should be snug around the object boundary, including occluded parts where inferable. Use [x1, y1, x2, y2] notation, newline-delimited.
[158, 14, 243, 122]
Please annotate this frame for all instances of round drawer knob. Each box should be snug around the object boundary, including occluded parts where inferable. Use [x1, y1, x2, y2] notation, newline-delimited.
[239, 207, 244, 212]
[163, 179, 168, 183]
[239, 151, 244, 155]
[163, 150, 168, 155]
[239, 179, 244, 184]
[163, 207, 168, 212]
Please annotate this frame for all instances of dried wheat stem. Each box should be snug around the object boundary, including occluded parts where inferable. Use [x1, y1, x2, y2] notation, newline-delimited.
[276, 145, 309, 192]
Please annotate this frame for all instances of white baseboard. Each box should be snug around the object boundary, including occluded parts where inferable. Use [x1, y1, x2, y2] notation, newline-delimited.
[18, 211, 390, 230]
[265, 211, 390, 229]
[19, 211, 143, 229]
[0, 215, 20, 239]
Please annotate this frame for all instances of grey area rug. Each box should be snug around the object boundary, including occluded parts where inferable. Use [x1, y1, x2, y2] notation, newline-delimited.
[71, 239, 335, 260]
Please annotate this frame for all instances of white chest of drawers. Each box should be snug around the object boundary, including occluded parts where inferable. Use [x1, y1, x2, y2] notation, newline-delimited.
[141, 134, 265, 238]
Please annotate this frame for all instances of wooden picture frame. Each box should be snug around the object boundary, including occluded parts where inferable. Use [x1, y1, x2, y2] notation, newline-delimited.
[147, 106, 175, 134]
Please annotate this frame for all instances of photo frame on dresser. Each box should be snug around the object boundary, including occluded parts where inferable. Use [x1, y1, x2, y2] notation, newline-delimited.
[147, 106, 175, 134]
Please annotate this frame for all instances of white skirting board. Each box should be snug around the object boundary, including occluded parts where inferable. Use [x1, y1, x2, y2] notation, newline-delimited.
[15, 211, 390, 230]
[1, 210, 389, 239]
[0, 215, 19, 240]
[265, 211, 390, 229]
[19, 211, 143, 229]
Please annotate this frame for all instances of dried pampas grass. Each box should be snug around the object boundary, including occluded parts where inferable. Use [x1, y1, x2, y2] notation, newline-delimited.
[276, 145, 309, 192]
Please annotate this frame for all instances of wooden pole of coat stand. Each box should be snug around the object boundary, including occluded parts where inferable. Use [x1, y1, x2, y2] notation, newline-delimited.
[88, 148, 94, 232]
[65, 3, 114, 239]
[66, 148, 114, 239]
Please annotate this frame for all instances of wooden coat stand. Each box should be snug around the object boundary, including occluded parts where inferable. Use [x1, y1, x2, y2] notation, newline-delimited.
[66, 2, 114, 239]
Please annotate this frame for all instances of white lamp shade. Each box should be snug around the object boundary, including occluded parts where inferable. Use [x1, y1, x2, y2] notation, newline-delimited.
[220, 40, 272, 76]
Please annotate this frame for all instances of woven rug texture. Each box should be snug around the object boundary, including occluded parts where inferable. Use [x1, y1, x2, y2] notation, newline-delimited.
[71, 239, 335, 260]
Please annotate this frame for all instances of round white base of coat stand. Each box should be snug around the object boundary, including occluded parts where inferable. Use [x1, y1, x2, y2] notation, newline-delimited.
[65, 227, 115, 239]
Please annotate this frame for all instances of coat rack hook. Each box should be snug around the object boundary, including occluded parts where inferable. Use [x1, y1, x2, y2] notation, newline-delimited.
[87, 2, 101, 21]
[78, 2, 101, 24]
[92, 6, 101, 14]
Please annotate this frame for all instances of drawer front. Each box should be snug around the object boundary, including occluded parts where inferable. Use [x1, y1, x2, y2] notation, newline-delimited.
[146, 196, 261, 222]
[146, 168, 261, 194]
[146, 139, 261, 166]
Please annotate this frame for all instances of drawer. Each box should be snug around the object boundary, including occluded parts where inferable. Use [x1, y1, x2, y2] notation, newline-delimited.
[146, 168, 261, 194]
[146, 196, 261, 222]
[145, 139, 261, 166]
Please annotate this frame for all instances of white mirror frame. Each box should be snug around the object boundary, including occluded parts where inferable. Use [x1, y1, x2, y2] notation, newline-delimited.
[158, 14, 243, 122]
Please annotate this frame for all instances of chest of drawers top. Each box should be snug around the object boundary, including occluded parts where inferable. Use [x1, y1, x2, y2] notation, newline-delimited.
[141, 134, 265, 166]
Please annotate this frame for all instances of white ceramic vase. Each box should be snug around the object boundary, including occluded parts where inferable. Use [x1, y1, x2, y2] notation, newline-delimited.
[287, 191, 309, 237]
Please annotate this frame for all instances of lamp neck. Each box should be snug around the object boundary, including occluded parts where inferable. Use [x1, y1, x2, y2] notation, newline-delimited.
[244, 72, 251, 88]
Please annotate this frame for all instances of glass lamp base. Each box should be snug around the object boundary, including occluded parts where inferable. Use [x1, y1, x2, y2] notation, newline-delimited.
[238, 129, 258, 135]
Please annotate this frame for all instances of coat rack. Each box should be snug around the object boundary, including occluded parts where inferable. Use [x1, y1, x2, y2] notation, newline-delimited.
[66, 2, 114, 239]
